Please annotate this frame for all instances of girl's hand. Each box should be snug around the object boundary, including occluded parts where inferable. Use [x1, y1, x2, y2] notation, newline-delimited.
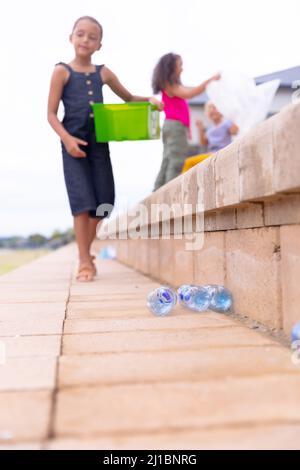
[149, 97, 164, 111]
[64, 136, 88, 158]
[202, 73, 221, 91]
[210, 73, 221, 83]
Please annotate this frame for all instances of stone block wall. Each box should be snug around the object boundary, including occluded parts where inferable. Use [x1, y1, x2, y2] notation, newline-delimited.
[101, 103, 300, 338]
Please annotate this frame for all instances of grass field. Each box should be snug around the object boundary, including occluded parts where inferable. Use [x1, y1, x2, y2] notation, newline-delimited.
[0, 249, 50, 276]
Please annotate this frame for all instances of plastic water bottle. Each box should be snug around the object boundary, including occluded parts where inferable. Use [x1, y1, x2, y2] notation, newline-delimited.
[177, 285, 212, 312]
[177, 285, 194, 306]
[205, 285, 233, 313]
[147, 287, 177, 317]
[291, 322, 300, 344]
[99, 246, 116, 260]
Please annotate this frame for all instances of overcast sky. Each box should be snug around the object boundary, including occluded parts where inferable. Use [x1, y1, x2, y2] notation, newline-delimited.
[0, 0, 299, 237]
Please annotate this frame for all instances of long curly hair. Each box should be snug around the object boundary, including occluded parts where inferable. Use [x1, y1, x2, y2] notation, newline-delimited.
[152, 53, 181, 94]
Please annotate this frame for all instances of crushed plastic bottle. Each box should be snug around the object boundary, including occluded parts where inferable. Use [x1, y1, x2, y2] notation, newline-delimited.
[205, 285, 233, 313]
[147, 287, 177, 317]
[291, 321, 300, 344]
[149, 284, 233, 317]
[99, 246, 117, 260]
[178, 285, 194, 306]
[177, 285, 212, 312]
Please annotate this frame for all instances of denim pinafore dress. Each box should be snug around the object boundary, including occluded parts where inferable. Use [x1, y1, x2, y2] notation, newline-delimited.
[57, 62, 115, 218]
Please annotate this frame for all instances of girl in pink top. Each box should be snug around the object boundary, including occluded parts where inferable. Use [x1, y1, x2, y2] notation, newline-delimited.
[152, 53, 220, 189]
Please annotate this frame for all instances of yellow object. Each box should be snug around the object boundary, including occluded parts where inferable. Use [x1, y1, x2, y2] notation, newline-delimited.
[182, 153, 212, 173]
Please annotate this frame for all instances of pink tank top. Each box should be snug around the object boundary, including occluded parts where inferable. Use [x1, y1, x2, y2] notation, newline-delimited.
[162, 90, 190, 128]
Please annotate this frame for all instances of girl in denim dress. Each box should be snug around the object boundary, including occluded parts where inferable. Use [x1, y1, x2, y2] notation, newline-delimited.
[47, 16, 162, 281]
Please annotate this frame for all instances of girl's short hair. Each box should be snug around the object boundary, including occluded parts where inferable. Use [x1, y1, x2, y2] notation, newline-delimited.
[152, 53, 181, 94]
[72, 16, 103, 39]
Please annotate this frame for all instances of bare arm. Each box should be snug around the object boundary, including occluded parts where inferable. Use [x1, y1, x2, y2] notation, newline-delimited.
[47, 66, 71, 142]
[165, 73, 221, 99]
[101, 66, 163, 109]
[47, 66, 88, 158]
[196, 119, 208, 146]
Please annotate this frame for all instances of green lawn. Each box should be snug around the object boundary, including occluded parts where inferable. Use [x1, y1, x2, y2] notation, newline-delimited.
[0, 249, 50, 276]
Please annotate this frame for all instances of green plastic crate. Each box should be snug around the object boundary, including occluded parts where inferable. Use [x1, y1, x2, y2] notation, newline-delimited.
[92, 102, 160, 142]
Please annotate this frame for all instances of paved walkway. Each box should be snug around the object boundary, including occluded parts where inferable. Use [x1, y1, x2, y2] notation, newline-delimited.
[0, 244, 300, 450]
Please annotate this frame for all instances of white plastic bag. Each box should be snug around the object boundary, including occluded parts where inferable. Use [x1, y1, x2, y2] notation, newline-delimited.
[206, 69, 280, 135]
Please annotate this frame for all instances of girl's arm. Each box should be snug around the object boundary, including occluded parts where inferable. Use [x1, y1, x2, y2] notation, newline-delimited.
[47, 66, 88, 158]
[230, 123, 239, 135]
[47, 66, 71, 142]
[165, 73, 221, 99]
[196, 119, 208, 147]
[101, 66, 163, 109]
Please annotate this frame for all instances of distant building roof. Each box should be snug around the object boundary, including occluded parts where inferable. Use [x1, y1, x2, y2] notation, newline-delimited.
[189, 66, 300, 106]
[256, 66, 300, 88]
[189, 92, 208, 106]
